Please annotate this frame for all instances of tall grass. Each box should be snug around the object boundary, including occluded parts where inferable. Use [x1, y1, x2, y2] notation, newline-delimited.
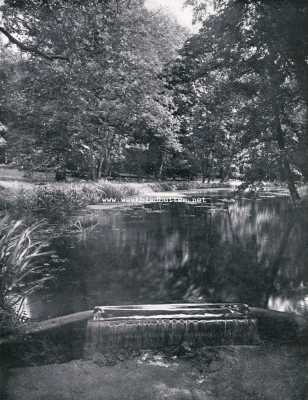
[0, 179, 243, 218]
[0, 216, 51, 335]
[0, 181, 139, 217]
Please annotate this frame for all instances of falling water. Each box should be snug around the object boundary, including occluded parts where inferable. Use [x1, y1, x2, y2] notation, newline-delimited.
[84, 316, 259, 357]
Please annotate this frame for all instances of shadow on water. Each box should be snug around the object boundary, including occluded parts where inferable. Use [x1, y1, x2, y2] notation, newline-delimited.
[26, 191, 308, 321]
[0, 365, 9, 400]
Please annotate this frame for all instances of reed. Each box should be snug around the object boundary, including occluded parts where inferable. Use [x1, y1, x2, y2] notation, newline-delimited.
[0, 181, 139, 216]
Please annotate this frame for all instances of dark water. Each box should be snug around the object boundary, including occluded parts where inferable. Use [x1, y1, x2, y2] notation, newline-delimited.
[26, 189, 308, 320]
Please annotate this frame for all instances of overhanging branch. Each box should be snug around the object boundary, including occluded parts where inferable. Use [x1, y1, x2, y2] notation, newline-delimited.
[0, 26, 69, 61]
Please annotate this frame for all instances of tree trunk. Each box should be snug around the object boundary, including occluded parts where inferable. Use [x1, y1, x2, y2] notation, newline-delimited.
[158, 154, 166, 180]
[200, 155, 209, 183]
[272, 100, 300, 202]
[90, 155, 97, 180]
[91, 165, 97, 180]
[104, 157, 111, 177]
[207, 151, 213, 182]
[221, 155, 234, 182]
[293, 57, 308, 181]
[201, 159, 206, 183]
[289, 1, 308, 155]
[220, 167, 228, 182]
[267, 60, 300, 202]
[283, 157, 301, 203]
[97, 156, 104, 179]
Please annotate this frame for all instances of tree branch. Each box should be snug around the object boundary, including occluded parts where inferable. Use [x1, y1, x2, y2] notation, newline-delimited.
[0, 26, 69, 61]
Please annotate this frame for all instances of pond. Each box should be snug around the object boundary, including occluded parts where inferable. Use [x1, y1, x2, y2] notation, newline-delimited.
[26, 188, 308, 321]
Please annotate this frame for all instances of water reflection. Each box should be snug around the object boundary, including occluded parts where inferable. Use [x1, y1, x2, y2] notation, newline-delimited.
[28, 192, 308, 320]
[269, 291, 308, 316]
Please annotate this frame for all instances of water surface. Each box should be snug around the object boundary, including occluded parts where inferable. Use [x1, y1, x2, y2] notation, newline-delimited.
[27, 189, 308, 320]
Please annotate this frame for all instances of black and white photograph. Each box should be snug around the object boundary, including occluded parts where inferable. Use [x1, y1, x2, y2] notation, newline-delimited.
[0, 0, 307, 399]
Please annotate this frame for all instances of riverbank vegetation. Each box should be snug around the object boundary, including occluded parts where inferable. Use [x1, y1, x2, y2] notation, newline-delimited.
[0, 216, 51, 335]
[0, 178, 242, 217]
[0, 181, 140, 217]
[0, 0, 307, 203]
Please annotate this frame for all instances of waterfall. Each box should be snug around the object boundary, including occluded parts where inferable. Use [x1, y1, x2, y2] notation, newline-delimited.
[84, 304, 259, 357]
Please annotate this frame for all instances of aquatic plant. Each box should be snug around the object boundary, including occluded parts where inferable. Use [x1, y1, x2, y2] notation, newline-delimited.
[0, 215, 51, 334]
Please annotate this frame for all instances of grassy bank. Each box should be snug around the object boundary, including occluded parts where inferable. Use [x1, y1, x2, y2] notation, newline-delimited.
[1, 177, 302, 218]
[6, 345, 308, 400]
[0, 180, 141, 217]
[0, 179, 241, 217]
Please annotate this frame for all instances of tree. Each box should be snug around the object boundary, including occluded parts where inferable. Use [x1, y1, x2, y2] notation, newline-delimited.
[1, 0, 186, 178]
[170, 0, 307, 199]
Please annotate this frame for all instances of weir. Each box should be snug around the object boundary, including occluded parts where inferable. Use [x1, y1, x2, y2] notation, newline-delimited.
[84, 303, 259, 357]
